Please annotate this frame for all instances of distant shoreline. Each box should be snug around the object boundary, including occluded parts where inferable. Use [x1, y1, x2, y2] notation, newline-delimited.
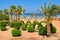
[11, 13, 60, 19]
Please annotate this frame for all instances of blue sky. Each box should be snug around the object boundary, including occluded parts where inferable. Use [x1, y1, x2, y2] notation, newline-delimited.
[0, 0, 60, 13]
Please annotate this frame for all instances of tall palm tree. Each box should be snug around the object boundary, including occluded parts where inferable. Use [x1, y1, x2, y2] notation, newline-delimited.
[17, 6, 25, 21]
[3, 9, 9, 20]
[10, 5, 16, 22]
[0, 10, 3, 20]
[4, 9, 8, 14]
[14, 9, 18, 21]
[38, 3, 60, 36]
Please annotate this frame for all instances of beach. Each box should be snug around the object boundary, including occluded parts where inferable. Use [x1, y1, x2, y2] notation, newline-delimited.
[0, 18, 60, 40]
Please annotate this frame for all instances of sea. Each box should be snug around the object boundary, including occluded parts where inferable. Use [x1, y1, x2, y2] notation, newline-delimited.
[12, 13, 60, 18]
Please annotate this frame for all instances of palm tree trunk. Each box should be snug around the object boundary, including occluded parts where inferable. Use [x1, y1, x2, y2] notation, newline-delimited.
[10, 15, 12, 22]
[18, 15, 20, 21]
[16, 15, 19, 22]
[16, 15, 17, 21]
[3, 14, 4, 20]
[46, 17, 51, 36]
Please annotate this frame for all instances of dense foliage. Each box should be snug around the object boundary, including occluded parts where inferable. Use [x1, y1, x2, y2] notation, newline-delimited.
[39, 27, 47, 35]
[12, 29, 21, 37]
[0, 20, 7, 31]
[22, 24, 27, 30]
[38, 23, 43, 30]
[28, 24, 35, 32]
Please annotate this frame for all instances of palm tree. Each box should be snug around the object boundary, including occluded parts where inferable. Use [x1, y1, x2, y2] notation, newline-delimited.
[4, 9, 8, 14]
[14, 9, 18, 21]
[3, 9, 9, 20]
[38, 3, 60, 36]
[0, 10, 3, 20]
[10, 5, 16, 22]
[17, 6, 25, 21]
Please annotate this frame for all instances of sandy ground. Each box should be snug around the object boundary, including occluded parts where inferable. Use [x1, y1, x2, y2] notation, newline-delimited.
[0, 18, 60, 40]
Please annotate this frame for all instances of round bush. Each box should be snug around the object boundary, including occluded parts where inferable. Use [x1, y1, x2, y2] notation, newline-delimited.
[33, 21, 38, 28]
[12, 29, 21, 37]
[28, 25, 35, 32]
[38, 23, 43, 30]
[22, 24, 27, 30]
[4, 14, 9, 20]
[26, 20, 31, 25]
[51, 27, 56, 33]
[0, 13, 3, 20]
[39, 27, 47, 35]
[0, 26, 1, 29]
[1, 26, 6, 31]
[9, 21, 21, 29]
[0, 20, 7, 26]
[33, 21, 38, 25]
[9, 22, 15, 28]
[20, 20, 24, 26]
[46, 23, 56, 33]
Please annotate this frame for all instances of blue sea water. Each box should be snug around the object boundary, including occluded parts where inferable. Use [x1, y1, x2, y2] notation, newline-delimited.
[20, 13, 44, 18]
[13, 13, 60, 18]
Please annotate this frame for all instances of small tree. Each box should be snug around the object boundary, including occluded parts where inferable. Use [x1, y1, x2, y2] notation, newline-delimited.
[38, 3, 60, 36]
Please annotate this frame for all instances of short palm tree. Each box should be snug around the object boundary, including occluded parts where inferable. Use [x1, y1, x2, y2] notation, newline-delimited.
[38, 3, 60, 36]
[10, 5, 16, 22]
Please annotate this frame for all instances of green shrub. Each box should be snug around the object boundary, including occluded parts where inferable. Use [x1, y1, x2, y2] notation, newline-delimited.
[22, 24, 27, 30]
[4, 14, 9, 20]
[51, 27, 56, 33]
[38, 23, 43, 30]
[1, 26, 6, 31]
[9, 22, 15, 28]
[0, 20, 7, 31]
[26, 20, 31, 28]
[28, 25, 35, 32]
[0, 13, 3, 20]
[33, 21, 38, 28]
[39, 27, 47, 35]
[26, 20, 31, 25]
[12, 29, 21, 37]
[46, 23, 56, 33]
[33, 21, 38, 25]
[0, 20, 7, 26]
[20, 20, 24, 26]
[0, 26, 1, 29]
[14, 21, 21, 29]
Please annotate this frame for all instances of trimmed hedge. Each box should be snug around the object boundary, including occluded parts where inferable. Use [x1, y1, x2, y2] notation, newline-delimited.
[38, 23, 43, 30]
[47, 23, 56, 33]
[9, 21, 21, 29]
[4, 14, 9, 20]
[51, 27, 56, 33]
[9, 22, 15, 28]
[33, 21, 38, 28]
[0, 20, 7, 31]
[0, 13, 3, 20]
[9, 20, 17, 27]
[28, 24, 35, 32]
[26, 20, 31, 25]
[14, 21, 21, 29]
[33, 21, 38, 25]
[12, 29, 21, 37]
[1, 26, 6, 31]
[20, 20, 24, 26]
[22, 24, 27, 30]
[0, 20, 7, 26]
[39, 27, 47, 35]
